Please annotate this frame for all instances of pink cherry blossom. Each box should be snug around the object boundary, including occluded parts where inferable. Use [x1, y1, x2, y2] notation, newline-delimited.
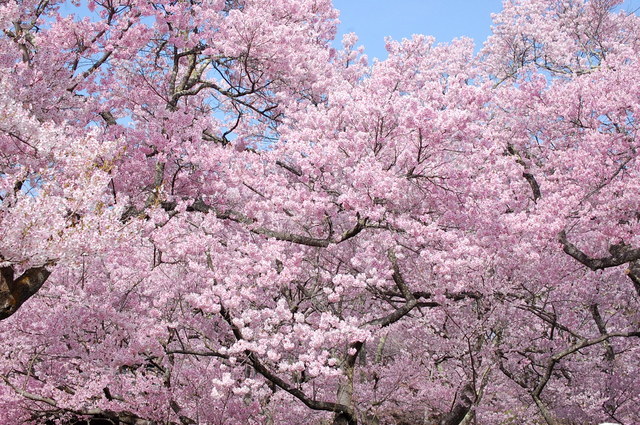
[0, 0, 639, 424]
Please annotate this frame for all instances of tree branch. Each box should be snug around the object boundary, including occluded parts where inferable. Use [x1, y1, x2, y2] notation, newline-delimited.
[0, 265, 52, 321]
[1, 374, 169, 424]
[532, 331, 640, 399]
[365, 250, 417, 327]
[558, 231, 640, 270]
[437, 383, 475, 425]
[159, 199, 367, 248]
[625, 260, 640, 297]
[589, 304, 615, 363]
[0, 374, 58, 407]
[507, 144, 541, 202]
[276, 160, 303, 177]
[219, 306, 356, 422]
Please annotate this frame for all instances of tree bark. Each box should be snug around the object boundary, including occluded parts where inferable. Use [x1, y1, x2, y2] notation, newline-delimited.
[0, 265, 51, 320]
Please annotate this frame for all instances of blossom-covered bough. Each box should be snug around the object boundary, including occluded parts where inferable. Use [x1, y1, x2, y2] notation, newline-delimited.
[0, 0, 639, 424]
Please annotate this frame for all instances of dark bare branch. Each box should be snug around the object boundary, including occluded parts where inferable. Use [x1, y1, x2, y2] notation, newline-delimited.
[165, 349, 229, 359]
[624, 260, 640, 297]
[365, 250, 418, 327]
[507, 144, 541, 202]
[438, 383, 475, 425]
[532, 331, 640, 399]
[558, 230, 640, 270]
[219, 306, 356, 422]
[276, 160, 303, 177]
[159, 199, 367, 248]
[589, 304, 615, 362]
[99, 111, 118, 126]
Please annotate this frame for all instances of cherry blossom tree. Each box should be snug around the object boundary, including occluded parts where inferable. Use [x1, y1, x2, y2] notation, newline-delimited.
[0, 0, 639, 424]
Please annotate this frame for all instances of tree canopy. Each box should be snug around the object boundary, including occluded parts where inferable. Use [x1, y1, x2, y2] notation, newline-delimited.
[0, 0, 639, 424]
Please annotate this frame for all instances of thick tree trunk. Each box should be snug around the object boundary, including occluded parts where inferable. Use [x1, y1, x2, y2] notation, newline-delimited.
[332, 342, 362, 425]
[0, 265, 51, 320]
[437, 383, 475, 425]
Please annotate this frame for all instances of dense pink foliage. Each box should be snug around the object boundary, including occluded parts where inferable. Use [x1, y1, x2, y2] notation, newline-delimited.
[0, 0, 639, 424]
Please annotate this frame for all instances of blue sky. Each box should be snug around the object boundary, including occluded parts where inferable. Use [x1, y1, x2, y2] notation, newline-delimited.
[332, 0, 640, 60]
[332, 0, 502, 59]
